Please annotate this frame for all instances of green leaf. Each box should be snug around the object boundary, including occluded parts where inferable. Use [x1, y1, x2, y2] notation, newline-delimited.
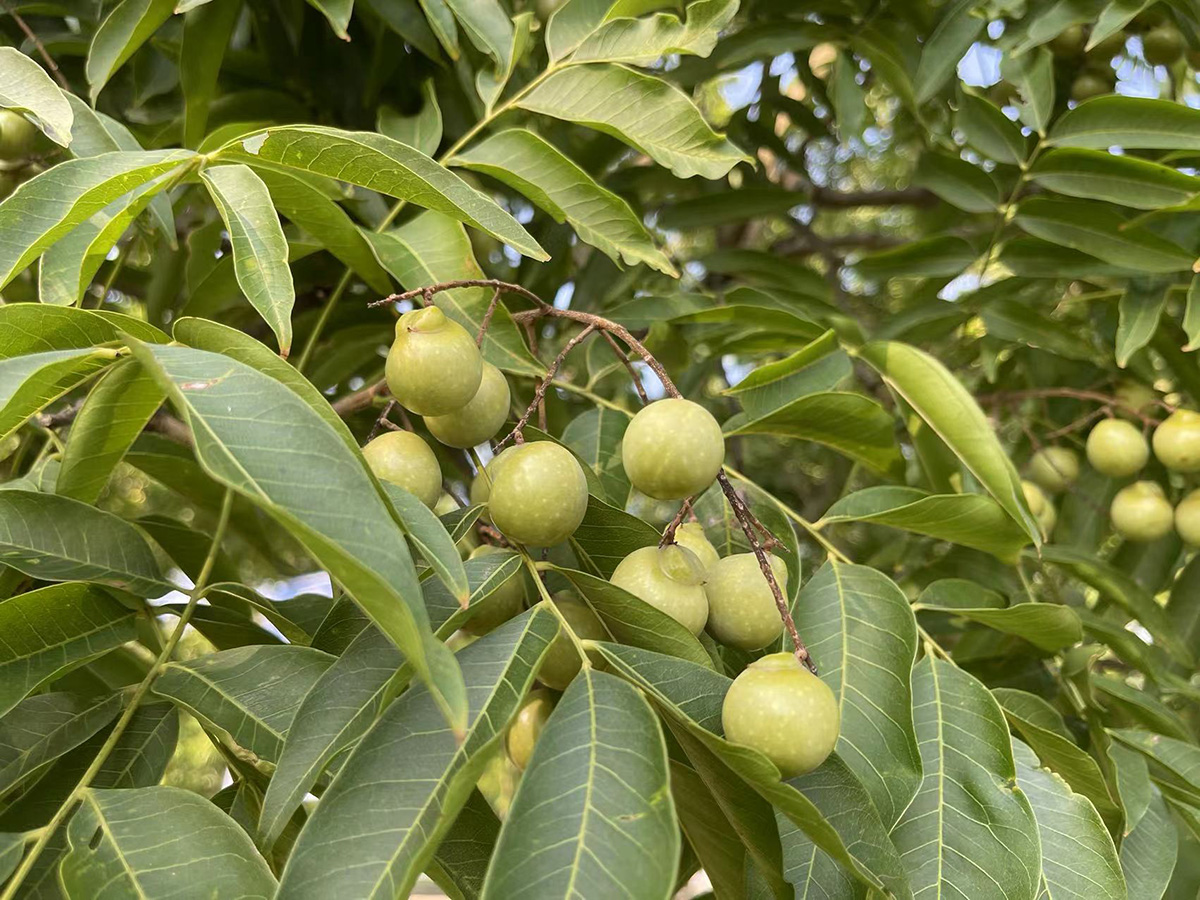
[450, 128, 675, 275]
[275, 608, 557, 899]
[560, 407, 631, 504]
[858, 340, 1041, 544]
[0, 491, 173, 594]
[180, 0, 240, 148]
[364, 213, 543, 375]
[308, 0, 353, 37]
[1049, 96, 1200, 151]
[85, 0, 175, 103]
[853, 235, 978, 280]
[516, 64, 749, 180]
[915, 0, 985, 104]
[481, 667, 679, 900]
[914, 152, 999, 213]
[0, 47, 73, 147]
[0, 150, 195, 289]
[1117, 282, 1167, 367]
[55, 359, 165, 504]
[154, 644, 334, 763]
[427, 790, 501, 899]
[544, 0, 627, 60]
[1088, 0, 1151, 50]
[1183, 276, 1200, 352]
[380, 482, 468, 605]
[890, 658, 1041, 900]
[793, 561, 921, 827]
[215, 125, 546, 260]
[0, 583, 137, 718]
[1002, 46, 1054, 136]
[829, 51, 868, 139]
[94, 701, 178, 788]
[132, 342, 467, 731]
[956, 91, 1028, 165]
[1093, 677, 1193, 743]
[377, 79, 442, 157]
[569, 0, 739, 66]
[0, 348, 117, 443]
[1012, 740, 1126, 900]
[1111, 729, 1200, 804]
[1029, 148, 1200, 210]
[200, 164, 296, 356]
[568, 495, 657, 576]
[914, 594, 1082, 652]
[60, 786, 277, 897]
[980, 297, 1098, 361]
[417, 0, 460, 58]
[1120, 788, 1177, 900]
[0, 691, 122, 796]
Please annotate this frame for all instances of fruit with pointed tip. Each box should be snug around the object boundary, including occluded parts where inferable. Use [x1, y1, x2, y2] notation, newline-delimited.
[1110, 481, 1174, 542]
[462, 545, 526, 635]
[622, 398, 725, 500]
[1153, 409, 1200, 472]
[506, 689, 555, 770]
[425, 362, 511, 449]
[1086, 418, 1149, 477]
[1143, 24, 1185, 65]
[488, 442, 588, 546]
[361, 431, 442, 508]
[610, 544, 709, 635]
[1022, 480, 1057, 539]
[705, 553, 788, 651]
[672, 522, 720, 575]
[1027, 447, 1079, 493]
[538, 592, 607, 690]
[385, 306, 482, 416]
[0, 110, 38, 159]
[721, 653, 840, 778]
[1175, 489, 1200, 546]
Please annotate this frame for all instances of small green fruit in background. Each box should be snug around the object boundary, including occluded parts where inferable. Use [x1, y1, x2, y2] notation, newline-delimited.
[361, 431, 442, 508]
[1110, 481, 1174, 542]
[1175, 489, 1200, 545]
[538, 592, 606, 690]
[462, 545, 526, 635]
[1153, 409, 1200, 472]
[489, 442, 588, 546]
[1050, 24, 1086, 57]
[506, 689, 555, 770]
[610, 544, 709, 635]
[1115, 379, 1157, 417]
[0, 110, 39, 159]
[1071, 71, 1113, 101]
[385, 306, 482, 416]
[1088, 29, 1127, 59]
[1143, 24, 1185, 65]
[672, 522, 720, 575]
[705, 552, 788, 651]
[622, 398, 725, 500]
[1021, 480, 1057, 540]
[425, 362, 511, 448]
[1027, 446, 1079, 493]
[434, 492, 479, 558]
[721, 652, 840, 778]
[1087, 418, 1149, 477]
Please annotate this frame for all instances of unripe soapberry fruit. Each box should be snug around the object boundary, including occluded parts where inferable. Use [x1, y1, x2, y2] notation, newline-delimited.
[488, 442, 588, 546]
[705, 553, 788, 651]
[1114, 379, 1156, 416]
[1071, 72, 1112, 101]
[1086, 418, 1149, 478]
[462, 545, 526, 635]
[1110, 481, 1174, 542]
[1153, 409, 1200, 473]
[362, 431, 442, 508]
[1143, 24, 1185, 65]
[538, 592, 607, 690]
[385, 306, 482, 416]
[1175, 489, 1200, 546]
[506, 689, 555, 770]
[0, 110, 39, 159]
[1021, 481, 1057, 540]
[672, 522, 720, 575]
[610, 544, 709, 635]
[1050, 24, 1086, 57]
[1088, 30, 1127, 60]
[622, 398, 725, 500]
[722, 652, 840, 778]
[425, 362, 511, 449]
[1027, 447, 1079, 493]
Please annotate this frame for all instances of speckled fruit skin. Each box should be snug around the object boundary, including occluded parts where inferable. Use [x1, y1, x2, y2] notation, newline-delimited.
[1143, 24, 1184, 65]
[385, 306, 482, 416]
[722, 653, 840, 778]
[610, 545, 709, 635]
[462, 545, 526, 635]
[1176, 490, 1200, 545]
[706, 553, 788, 651]
[538, 592, 607, 690]
[1153, 410, 1200, 473]
[506, 689, 556, 770]
[1021, 480, 1057, 540]
[361, 431, 442, 508]
[1087, 418, 1149, 478]
[489, 442, 588, 547]
[1027, 447, 1079, 493]
[673, 522, 720, 575]
[1110, 481, 1174, 542]
[0, 110, 38, 159]
[425, 362, 511, 449]
[622, 398, 725, 500]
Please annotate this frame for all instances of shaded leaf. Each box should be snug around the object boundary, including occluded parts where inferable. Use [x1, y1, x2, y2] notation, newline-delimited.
[85, 0, 175, 102]
[0, 348, 116, 443]
[1048, 96, 1200, 151]
[380, 482, 468, 605]
[1029, 148, 1200, 210]
[569, 0, 740, 66]
[0, 691, 122, 796]
[0, 47, 73, 147]
[915, 0, 986, 104]
[377, 79, 442, 157]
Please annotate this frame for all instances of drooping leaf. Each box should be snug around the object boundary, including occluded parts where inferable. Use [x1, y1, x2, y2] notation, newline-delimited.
[1002, 46, 1054, 136]
[94, 701, 178, 789]
[1048, 96, 1200, 151]
[914, 593, 1082, 652]
[0, 46, 73, 147]
[956, 91, 1028, 165]
[0, 348, 117, 443]
[568, 0, 740, 66]
[1120, 787, 1178, 900]
[85, 0, 176, 103]
[913, 151, 999, 213]
[427, 789, 502, 900]
[1117, 282, 1168, 368]
[853, 235, 978, 280]
[560, 407, 631, 504]
[377, 79, 442, 157]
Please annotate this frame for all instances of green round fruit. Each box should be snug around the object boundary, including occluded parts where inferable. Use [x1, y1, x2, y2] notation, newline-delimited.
[1175, 489, 1200, 546]
[535, 0, 564, 22]
[1143, 24, 1185, 65]
[1088, 29, 1127, 59]
[622, 398, 725, 500]
[610, 544, 709, 635]
[488, 442, 588, 546]
[538, 591, 607, 690]
[385, 306, 483, 416]
[1071, 72, 1112, 101]
[1050, 24, 1086, 57]
[0, 110, 38, 159]
[506, 688, 555, 770]
[362, 431, 442, 507]
[1021, 480, 1057, 539]
[721, 652, 840, 778]
[705, 552, 788, 651]
[425, 362, 511, 449]
[1129, 8, 1166, 32]
[1086, 418, 1149, 478]
[1115, 379, 1157, 417]
[1110, 481, 1174, 542]
[462, 545, 526, 635]
[673, 522, 720, 575]
[1027, 446, 1080, 493]
[1153, 409, 1200, 472]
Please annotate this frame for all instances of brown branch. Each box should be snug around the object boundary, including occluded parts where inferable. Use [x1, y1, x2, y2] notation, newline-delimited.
[659, 498, 693, 548]
[602, 331, 649, 405]
[2, 1, 70, 90]
[979, 388, 1167, 426]
[331, 378, 388, 416]
[810, 185, 936, 208]
[367, 279, 548, 310]
[496, 324, 597, 449]
[476, 288, 502, 347]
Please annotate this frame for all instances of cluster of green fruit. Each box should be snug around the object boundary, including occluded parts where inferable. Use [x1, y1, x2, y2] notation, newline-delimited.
[1023, 407, 1200, 544]
[0, 110, 43, 201]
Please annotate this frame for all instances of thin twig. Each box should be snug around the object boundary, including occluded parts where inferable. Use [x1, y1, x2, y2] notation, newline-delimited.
[496, 324, 596, 449]
[2, 2, 70, 90]
[331, 378, 388, 416]
[659, 498, 693, 548]
[367, 279, 547, 310]
[476, 288, 502, 347]
[367, 399, 399, 442]
[601, 331, 649, 405]
[980, 387, 1166, 426]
